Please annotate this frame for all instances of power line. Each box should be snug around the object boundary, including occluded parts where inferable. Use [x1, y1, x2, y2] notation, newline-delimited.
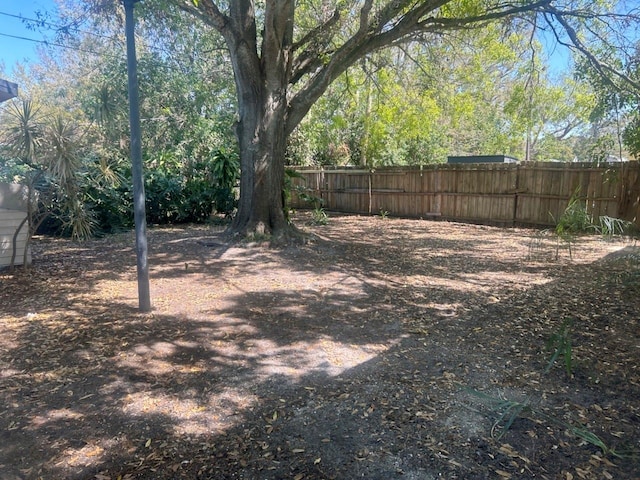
[0, 10, 116, 41]
[0, 31, 120, 58]
[0, 11, 224, 74]
[0, 8, 221, 61]
[0, 31, 220, 76]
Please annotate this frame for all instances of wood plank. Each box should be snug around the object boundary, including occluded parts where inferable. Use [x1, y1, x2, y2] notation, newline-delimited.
[287, 162, 640, 227]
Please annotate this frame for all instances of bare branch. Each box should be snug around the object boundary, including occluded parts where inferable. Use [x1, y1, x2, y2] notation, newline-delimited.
[292, 9, 340, 52]
[545, 6, 640, 92]
[417, 0, 552, 31]
[174, 0, 229, 32]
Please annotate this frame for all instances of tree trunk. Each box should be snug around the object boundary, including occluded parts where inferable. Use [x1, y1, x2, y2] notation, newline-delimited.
[223, 0, 298, 241]
[230, 97, 290, 239]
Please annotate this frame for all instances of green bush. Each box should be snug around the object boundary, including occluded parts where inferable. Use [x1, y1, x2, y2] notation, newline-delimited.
[144, 169, 185, 224]
[210, 148, 239, 216]
[84, 148, 239, 233]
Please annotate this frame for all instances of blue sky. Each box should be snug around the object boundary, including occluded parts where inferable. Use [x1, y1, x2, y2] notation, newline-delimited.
[0, 0, 59, 77]
[0, 0, 574, 80]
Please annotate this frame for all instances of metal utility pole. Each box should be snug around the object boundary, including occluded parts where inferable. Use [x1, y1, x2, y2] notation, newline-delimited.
[123, 0, 151, 312]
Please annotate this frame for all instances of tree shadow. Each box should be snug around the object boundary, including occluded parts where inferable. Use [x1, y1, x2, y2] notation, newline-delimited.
[1, 217, 638, 479]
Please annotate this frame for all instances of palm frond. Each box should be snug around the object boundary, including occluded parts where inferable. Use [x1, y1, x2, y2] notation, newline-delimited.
[5, 99, 42, 164]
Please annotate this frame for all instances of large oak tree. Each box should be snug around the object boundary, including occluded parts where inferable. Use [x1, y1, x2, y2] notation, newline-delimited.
[172, 0, 639, 240]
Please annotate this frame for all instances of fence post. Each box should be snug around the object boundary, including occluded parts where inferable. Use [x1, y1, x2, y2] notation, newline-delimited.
[368, 170, 372, 215]
[512, 163, 520, 226]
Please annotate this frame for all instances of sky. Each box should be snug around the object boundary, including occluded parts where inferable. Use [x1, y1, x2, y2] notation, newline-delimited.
[0, 0, 60, 78]
[0, 0, 576, 81]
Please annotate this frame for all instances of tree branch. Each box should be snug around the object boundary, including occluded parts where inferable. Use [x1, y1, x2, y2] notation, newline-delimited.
[292, 9, 340, 52]
[174, 0, 229, 33]
[359, 0, 374, 34]
[417, 0, 552, 31]
[544, 6, 640, 92]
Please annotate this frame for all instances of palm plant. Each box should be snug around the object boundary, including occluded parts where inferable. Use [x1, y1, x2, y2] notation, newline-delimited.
[2, 99, 94, 269]
[45, 115, 96, 239]
[47, 115, 81, 184]
[5, 99, 42, 166]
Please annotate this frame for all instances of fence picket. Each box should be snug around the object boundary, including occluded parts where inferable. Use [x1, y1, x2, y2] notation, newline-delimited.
[290, 162, 640, 227]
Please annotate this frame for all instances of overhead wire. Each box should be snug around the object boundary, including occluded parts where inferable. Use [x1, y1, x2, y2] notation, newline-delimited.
[0, 10, 116, 41]
[0, 9, 214, 73]
[0, 31, 118, 58]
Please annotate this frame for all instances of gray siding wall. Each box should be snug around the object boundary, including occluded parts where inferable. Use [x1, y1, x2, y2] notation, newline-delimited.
[0, 183, 31, 268]
[0, 208, 30, 267]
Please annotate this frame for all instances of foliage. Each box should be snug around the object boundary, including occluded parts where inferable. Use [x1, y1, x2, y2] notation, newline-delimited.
[595, 215, 632, 239]
[283, 168, 304, 219]
[171, 0, 640, 236]
[553, 188, 632, 244]
[585, 134, 616, 164]
[465, 388, 622, 457]
[4, 100, 41, 163]
[8, 0, 640, 239]
[210, 148, 240, 216]
[283, 168, 325, 221]
[622, 115, 640, 159]
[123, 148, 238, 227]
[310, 208, 329, 225]
[0, 99, 95, 246]
[545, 318, 574, 376]
[0, 3, 240, 237]
[82, 156, 133, 234]
[291, 25, 600, 167]
[574, 42, 640, 161]
[554, 191, 594, 239]
[296, 31, 534, 167]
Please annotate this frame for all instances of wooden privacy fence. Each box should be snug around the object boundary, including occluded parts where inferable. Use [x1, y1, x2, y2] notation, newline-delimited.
[289, 162, 640, 227]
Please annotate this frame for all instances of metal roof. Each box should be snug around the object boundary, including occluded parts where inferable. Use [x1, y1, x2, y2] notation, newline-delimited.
[0, 79, 18, 103]
[447, 155, 519, 164]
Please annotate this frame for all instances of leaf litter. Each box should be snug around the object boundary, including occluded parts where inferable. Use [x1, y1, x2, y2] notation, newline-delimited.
[0, 213, 638, 479]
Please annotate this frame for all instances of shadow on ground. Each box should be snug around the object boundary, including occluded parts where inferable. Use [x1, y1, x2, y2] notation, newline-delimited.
[0, 214, 638, 479]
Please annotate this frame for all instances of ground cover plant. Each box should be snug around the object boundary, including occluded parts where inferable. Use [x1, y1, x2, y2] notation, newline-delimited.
[0, 213, 639, 479]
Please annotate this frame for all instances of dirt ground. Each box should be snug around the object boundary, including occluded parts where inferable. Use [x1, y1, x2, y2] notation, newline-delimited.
[1, 212, 639, 480]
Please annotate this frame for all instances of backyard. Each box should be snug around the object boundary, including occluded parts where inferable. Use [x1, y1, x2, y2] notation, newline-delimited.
[0, 212, 639, 479]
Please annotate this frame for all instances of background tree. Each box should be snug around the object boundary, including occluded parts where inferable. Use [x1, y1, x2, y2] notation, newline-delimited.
[2, 1, 240, 235]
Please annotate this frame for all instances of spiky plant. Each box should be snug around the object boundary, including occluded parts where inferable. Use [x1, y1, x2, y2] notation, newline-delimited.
[463, 388, 624, 458]
[5, 99, 42, 166]
[2, 100, 94, 253]
[545, 318, 574, 376]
